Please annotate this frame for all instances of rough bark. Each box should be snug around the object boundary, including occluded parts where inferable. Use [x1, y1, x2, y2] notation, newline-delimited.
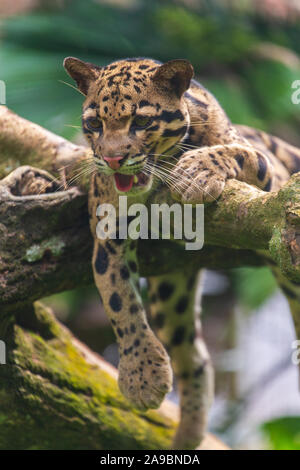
[2, 107, 300, 450]
[0, 106, 89, 187]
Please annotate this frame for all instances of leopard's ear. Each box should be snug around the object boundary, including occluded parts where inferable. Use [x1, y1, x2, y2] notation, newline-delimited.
[63, 57, 101, 96]
[152, 59, 194, 98]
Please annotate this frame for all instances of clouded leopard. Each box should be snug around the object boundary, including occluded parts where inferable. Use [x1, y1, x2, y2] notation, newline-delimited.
[64, 56, 300, 449]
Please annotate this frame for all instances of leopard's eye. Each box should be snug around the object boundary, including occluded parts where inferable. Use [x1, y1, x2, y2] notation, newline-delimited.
[86, 117, 102, 131]
[132, 115, 152, 129]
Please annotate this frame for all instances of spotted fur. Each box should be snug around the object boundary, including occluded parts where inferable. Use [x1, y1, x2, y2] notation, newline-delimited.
[64, 56, 300, 449]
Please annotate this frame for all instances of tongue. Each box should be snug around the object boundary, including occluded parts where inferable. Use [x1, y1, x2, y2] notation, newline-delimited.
[114, 173, 134, 192]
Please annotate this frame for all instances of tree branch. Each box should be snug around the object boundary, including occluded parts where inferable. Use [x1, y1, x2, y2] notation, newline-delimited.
[0, 301, 227, 450]
[0, 166, 265, 309]
[0, 106, 89, 186]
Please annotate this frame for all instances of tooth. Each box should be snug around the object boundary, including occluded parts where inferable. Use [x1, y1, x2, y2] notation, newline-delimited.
[133, 175, 138, 183]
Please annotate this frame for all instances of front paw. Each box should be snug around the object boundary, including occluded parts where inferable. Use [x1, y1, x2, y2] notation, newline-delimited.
[171, 164, 226, 203]
[118, 330, 173, 410]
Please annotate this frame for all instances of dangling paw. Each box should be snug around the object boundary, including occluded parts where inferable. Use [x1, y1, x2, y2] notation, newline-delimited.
[118, 329, 173, 410]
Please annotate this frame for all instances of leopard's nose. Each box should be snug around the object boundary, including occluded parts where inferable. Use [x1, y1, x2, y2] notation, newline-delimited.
[103, 155, 125, 170]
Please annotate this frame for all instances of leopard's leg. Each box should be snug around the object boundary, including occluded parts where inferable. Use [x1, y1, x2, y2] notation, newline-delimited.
[170, 142, 285, 204]
[148, 268, 214, 450]
[92, 236, 173, 409]
[88, 173, 173, 410]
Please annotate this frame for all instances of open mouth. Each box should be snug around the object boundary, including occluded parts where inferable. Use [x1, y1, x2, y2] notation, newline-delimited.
[114, 172, 149, 192]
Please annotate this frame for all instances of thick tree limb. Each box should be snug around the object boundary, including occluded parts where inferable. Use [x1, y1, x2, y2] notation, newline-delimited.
[0, 106, 89, 186]
[0, 301, 227, 450]
[0, 166, 265, 309]
[1, 105, 299, 280]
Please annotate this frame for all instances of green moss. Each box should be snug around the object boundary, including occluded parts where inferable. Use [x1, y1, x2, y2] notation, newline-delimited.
[25, 236, 65, 263]
[0, 302, 175, 450]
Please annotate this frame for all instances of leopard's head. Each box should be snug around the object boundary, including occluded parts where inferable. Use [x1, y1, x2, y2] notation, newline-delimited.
[64, 57, 193, 194]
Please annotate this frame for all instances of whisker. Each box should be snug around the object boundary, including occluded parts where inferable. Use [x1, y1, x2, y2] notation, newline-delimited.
[143, 165, 183, 194]
[144, 161, 193, 194]
[59, 79, 85, 96]
[149, 163, 198, 195]
[148, 157, 217, 202]
[64, 124, 81, 129]
[55, 162, 96, 192]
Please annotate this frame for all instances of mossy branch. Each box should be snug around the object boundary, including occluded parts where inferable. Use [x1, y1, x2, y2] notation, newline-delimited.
[0, 106, 90, 186]
[0, 301, 227, 450]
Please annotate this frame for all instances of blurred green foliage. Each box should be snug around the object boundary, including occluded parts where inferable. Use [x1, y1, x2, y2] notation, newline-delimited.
[262, 417, 300, 450]
[231, 267, 277, 310]
[1, 0, 300, 140]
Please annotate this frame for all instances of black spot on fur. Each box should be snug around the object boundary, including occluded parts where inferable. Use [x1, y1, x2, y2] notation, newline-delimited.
[257, 153, 267, 181]
[270, 139, 278, 155]
[120, 265, 130, 280]
[176, 296, 189, 314]
[162, 126, 186, 138]
[171, 326, 185, 346]
[94, 245, 109, 275]
[109, 292, 122, 312]
[139, 100, 151, 108]
[105, 240, 116, 255]
[158, 109, 184, 123]
[148, 124, 159, 132]
[158, 282, 174, 301]
[235, 154, 244, 169]
[289, 152, 300, 174]
[94, 185, 99, 197]
[130, 304, 139, 315]
[264, 178, 272, 191]
[128, 261, 137, 273]
[194, 364, 205, 377]
[117, 327, 124, 338]
[154, 312, 165, 329]
[185, 92, 208, 109]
